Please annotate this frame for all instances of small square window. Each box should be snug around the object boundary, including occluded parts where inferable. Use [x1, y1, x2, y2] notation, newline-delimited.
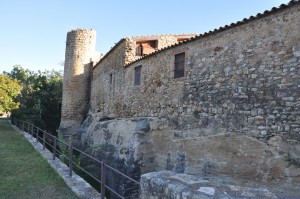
[134, 65, 142, 85]
[174, 52, 185, 78]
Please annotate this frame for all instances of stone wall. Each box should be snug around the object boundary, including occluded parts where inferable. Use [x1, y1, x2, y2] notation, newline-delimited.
[91, 39, 127, 114]
[91, 34, 197, 115]
[86, 4, 300, 182]
[60, 3, 300, 198]
[118, 3, 300, 144]
[61, 29, 96, 128]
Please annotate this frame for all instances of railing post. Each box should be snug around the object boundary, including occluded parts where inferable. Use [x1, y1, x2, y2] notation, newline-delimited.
[53, 137, 56, 160]
[69, 136, 73, 177]
[27, 123, 30, 134]
[101, 161, 106, 199]
[43, 131, 46, 150]
[22, 121, 25, 131]
[31, 125, 34, 138]
[36, 129, 39, 143]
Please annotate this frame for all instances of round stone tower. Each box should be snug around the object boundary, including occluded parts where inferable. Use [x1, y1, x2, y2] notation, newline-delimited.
[60, 29, 96, 130]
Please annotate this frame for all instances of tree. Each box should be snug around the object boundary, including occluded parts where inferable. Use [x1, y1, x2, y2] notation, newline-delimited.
[0, 74, 22, 114]
[6, 65, 63, 134]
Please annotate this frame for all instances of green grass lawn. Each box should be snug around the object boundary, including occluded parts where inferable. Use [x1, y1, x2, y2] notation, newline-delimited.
[0, 119, 80, 199]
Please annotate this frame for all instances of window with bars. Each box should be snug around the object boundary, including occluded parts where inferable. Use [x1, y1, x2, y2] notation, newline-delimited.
[134, 65, 142, 85]
[174, 52, 185, 78]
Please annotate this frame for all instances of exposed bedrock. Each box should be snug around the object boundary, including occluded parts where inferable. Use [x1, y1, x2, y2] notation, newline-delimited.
[76, 112, 300, 196]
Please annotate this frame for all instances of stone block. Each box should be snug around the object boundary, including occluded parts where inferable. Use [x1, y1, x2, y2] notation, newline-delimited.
[140, 171, 277, 199]
[255, 116, 265, 125]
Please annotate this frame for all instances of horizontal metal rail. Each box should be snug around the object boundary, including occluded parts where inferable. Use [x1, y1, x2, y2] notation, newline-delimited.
[72, 163, 102, 184]
[73, 146, 103, 164]
[11, 118, 140, 199]
[105, 164, 140, 185]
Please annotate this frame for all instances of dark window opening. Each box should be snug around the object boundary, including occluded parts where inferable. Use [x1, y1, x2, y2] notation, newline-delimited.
[134, 65, 142, 85]
[109, 73, 113, 84]
[174, 52, 185, 78]
[136, 44, 144, 56]
[136, 40, 157, 56]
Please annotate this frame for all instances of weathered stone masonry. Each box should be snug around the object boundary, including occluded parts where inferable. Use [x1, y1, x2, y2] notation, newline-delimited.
[60, 1, 300, 197]
[61, 29, 97, 128]
[91, 2, 300, 144]
[91, 34, 197, 115]
[128, 3, 300, 137]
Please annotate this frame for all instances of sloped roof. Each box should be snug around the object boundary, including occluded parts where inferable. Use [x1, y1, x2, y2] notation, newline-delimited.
[93, 33, 198, 69]
[93, 38, 126, 69]
[130, 33, 198, 40]
[124, 0, 300, 68]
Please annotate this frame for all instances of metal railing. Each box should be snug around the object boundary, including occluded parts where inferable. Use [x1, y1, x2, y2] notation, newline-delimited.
[11, 118, 140, 199]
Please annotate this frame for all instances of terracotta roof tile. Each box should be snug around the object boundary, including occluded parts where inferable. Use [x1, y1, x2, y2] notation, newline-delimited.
[127, 33, 198, 38]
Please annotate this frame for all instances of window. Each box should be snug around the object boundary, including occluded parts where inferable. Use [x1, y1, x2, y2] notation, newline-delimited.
[136, 44, 144, 56]
[136, 40, 157, 56]
[174, 52, 185, 78]
[134, 65, 142, 85]
[109, 73, 113, 84]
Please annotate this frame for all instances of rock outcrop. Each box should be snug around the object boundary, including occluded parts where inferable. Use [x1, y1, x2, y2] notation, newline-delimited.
[77, 112, 300, 197]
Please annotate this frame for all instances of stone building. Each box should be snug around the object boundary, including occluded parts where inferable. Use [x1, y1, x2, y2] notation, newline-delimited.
[60, 1, 300, 197]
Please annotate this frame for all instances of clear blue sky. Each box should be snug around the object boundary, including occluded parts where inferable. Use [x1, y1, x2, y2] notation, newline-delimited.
[0, 0, 290, 73]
